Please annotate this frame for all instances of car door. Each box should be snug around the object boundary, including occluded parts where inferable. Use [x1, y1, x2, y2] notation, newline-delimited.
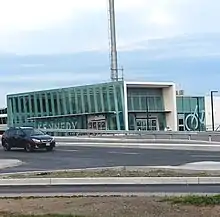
[14, 129, 26, 148]
[3, 129, 14, 146]
[5, 129, 17, 147]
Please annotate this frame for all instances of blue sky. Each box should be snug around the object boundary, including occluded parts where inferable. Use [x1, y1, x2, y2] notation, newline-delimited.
[0, 0, 220, 106]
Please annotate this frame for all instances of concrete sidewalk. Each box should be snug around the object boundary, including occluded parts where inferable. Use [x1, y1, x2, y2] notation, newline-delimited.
[0, 177, 220, 186]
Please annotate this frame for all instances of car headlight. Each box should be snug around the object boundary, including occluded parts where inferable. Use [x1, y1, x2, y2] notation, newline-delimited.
[32, 138, 41, 143]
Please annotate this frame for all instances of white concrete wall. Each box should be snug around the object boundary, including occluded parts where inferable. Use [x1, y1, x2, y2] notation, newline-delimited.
[125, 82, 178, 131]
[205, 95, 220, 131]
[123, 81, 129, 131]
[162, 85, 178, 131]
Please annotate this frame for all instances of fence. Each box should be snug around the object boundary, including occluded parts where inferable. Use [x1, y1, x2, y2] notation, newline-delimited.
[39, 128, 220, 143]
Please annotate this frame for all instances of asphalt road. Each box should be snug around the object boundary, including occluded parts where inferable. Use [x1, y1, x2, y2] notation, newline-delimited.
[0, 185, 220, 195]
[0, 145, 220, 173]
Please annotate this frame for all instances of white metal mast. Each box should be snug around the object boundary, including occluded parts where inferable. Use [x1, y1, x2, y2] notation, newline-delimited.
[108, 0, 119, 81]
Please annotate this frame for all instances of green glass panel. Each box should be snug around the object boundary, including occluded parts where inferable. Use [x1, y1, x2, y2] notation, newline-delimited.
[155, 96, 163, 111]
[15, 98, 19, 113]
[20, 97, 24, 113]
[148, 97, 155, 111]
[177, 96, 206, 131]
[7, 81, 125, 128]
[41, 94, 47, 113]
[89, 88, 95, 113]
[116, 86, 123, 111]
[77, 91, 82, 113]
[140, 97, 146, 111]
[47, 93, 53, 115]
[68, 89, 73, 114]
[80, 89, 85, 113]
[127, 97, 132, 110]
[109, 92, 115, 111]
[133, 96, 139, 110]
[71, 90, 76, 114]
[99, 86, 104, 112]
[95, 89, 102, 113]
[62, 90, 68, 115]
[24, 96, 30, 113]
[102, 87, 108, 111]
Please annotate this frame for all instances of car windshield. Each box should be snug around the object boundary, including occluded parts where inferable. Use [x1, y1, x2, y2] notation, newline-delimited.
[23, 128, 45, 136]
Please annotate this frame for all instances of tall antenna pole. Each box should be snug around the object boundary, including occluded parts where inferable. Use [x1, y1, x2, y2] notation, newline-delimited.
[108, 0, 118, 81]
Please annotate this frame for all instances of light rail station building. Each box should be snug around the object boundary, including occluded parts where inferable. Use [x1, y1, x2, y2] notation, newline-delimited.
[6, 81, 208, 132]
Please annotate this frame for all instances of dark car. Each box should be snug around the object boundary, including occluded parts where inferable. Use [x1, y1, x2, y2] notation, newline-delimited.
[1, 127, 55, 152]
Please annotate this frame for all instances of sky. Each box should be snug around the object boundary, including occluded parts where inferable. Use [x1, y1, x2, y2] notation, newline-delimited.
[0, 0, 220, 106]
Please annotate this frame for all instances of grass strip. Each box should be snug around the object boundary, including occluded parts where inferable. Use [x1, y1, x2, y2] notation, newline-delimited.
[163, 195, 220, 206]
[1, 169, 212, 179]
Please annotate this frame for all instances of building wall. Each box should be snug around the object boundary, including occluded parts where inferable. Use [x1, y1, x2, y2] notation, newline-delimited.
[127, 87, 165, 131]
[163, 85, 177, 131]
[125, 82, 177, 131]
[205, 95, 220, 131]
[177, 96, 206, 131]
[7, 81, 179, 132]
[0, 108, 7, 133]
[7, 82, 126, 131]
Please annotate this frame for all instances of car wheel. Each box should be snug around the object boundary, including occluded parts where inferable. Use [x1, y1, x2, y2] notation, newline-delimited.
[46, 146, 54, 152]
[3, 141, 11, 151]
[24, 143, 34, 152]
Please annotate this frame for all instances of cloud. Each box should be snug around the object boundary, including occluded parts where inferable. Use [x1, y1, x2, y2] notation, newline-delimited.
[20, 64, 45, 68]
[1, 0, 220, 54]
[2, 70, 109, 96]
[0, 0, 106, 32]
[123, 33, 220, 59]
[0, 0, 220, 106]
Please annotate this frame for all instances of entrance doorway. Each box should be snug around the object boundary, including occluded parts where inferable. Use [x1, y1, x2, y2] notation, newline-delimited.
[88, 120, 106, 130]
[136, 118, 158, 131]
[88, 115, 107, 130]
[178, 114, 185, 131]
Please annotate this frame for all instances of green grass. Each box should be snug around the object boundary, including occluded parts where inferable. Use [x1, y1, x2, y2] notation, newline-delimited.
[163, 195, 220, 206]
[1, 169, 212, 179]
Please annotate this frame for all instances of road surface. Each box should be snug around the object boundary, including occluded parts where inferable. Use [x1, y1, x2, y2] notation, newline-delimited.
[0, 145, 220, 173]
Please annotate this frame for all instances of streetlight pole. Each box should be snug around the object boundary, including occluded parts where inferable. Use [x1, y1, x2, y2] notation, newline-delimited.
[211, 90, 218, 131]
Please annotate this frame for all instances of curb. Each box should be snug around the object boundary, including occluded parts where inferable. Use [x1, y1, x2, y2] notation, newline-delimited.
[55, 142, 220, 151]
[55, 142, 220, 147]
[1, 177, 220, 186]
[55, 137, 217, 144]
[0, 193, 219, 198]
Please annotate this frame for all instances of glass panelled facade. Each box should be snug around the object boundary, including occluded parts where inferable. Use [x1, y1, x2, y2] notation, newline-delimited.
[127, 87, 166, 131]
[7, 82, 125, 131]
[0, 108, 7, 125]
[176, 96, 206, 131]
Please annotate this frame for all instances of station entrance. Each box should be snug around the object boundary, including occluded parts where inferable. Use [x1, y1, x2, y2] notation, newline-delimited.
[88, 115, 107, 130]
[136, 118, 158, 131]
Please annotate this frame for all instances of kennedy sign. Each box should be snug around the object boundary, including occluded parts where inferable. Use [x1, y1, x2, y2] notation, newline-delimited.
[37, 119, 78, 129]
